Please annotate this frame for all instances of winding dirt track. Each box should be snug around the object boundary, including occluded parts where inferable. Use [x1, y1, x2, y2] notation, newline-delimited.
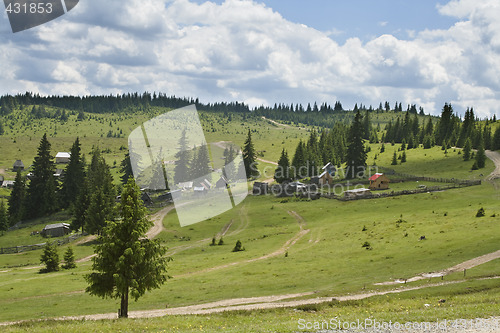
[485, 150, 500, 180]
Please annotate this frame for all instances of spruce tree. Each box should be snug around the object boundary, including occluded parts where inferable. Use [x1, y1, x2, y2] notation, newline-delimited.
[223, 145, 237, 181]
[391, 151, 398, 165]
[83, 148, 116, 235]
[173, 130, 191, 184]
[345, 111, 367, 179]
[62, 247, 77, 269]
[61, 137, 85, 209]
[0, 200, 8, 231]
[0, 120, 4, 135]
[242, 129, 259, 179]
[463, 139, 472, 161]
[120, 152, 133, 184]
[190, 144, 211, 180]
[40, 242, 59, 273]
[493, 127, 500, 150]
[71, 176, 90, 232]
[274, 148, 291, 184]
[475, 141, 486, 169]
[291, 140, 306, 179]
[85, 177, 169, 318]
[25, 134, 58, 219]
[8, 169, 25, 226]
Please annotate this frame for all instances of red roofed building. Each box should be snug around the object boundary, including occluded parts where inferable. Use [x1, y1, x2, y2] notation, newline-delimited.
[369, 173, 390, 190]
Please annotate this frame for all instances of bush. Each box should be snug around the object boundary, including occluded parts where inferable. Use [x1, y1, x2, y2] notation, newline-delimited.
[476, 208, 485, 217]
[362, 241, 372, 250]
[218, 238, 224, 246]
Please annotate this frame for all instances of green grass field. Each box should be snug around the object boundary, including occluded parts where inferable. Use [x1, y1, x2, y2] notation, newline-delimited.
[0, 107, 499, 331]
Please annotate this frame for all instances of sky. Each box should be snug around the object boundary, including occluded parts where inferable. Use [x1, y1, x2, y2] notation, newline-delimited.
[1, 0, 499, 118]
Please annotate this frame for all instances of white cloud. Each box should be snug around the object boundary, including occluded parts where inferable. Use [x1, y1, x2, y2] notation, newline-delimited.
[0, 0, 499, 118]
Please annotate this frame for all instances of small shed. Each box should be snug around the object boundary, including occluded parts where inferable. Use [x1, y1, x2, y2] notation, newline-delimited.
[54, 169, 65, 178]
[178, 181, 193, 190]
[41, 223, 70, 237]
[343, 188, 372, 199]
[13, 160, 24, 171]
[1, 180, 15, 189]
[253, 182, 268, 195]
[369, 173, 390, 190]
[55, 152, 71, 164]
[318, 170, 334, 186]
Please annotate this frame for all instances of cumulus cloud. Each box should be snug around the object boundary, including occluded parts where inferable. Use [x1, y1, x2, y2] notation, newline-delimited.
[0, 0, 499, 117]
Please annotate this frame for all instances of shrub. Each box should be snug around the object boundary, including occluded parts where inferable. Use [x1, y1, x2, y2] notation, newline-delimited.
[476, 208, 485, 217]
[218, 238, 224, 246]
[232, 240, 245, 252]
[362, 241, 372, 250]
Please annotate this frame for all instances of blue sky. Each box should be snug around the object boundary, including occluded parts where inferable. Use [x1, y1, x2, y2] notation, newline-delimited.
[1, 0, 499, 117]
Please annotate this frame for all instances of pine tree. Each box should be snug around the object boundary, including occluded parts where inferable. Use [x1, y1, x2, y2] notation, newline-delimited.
[0, 200, 8, 231]
[345, 111, 367, 179]
[0, 120, 4, 135]
[475, 141, 486, 169]
[85, 177, 170, 318]
[83, 148, 116, 235]
[174, 130, 191, 184]
[40, 242, 59, 273]
[120, 152, 133, 184]
[25, 134, 58, 219]
[223, 145, 237, 181]
[71, 176, 90, 232]
[291, 140, 306, 179]
[401, 151, 407, 163]
[463, 139, 472, 161]
[60, 137, 85, 209]
[190, 144, 211, 180]
[242, 129, 259, 179]
[391, 151, 398, 165]
[62, 247, 76, 269]
[493, 127, 500, 150]
[8, 169, 25, 226]
[274, 148, 291, 184]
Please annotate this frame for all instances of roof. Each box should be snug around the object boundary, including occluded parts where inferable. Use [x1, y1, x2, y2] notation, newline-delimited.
[43, 223, 70, 230]
[56, 152, 71, 158]
[319, 171, 327, 178]
[13, 160, 24, 167]
[194, 186, 205, 192]
[344, 188, 371, 193]
[369, 173, 384, 181]
[322, 162, 333, 170]
[1, 180, 15, 186]
[178, 181, 193, 188]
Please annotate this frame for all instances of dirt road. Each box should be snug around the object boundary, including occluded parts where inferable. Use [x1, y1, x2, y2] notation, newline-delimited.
[485, 150, 500, 180]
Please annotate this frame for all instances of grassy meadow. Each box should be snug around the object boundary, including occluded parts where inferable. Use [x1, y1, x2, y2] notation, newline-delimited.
[0, 106, 499, 331]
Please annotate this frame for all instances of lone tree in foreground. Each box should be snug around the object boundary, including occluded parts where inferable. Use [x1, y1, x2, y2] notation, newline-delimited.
[85, 177, 170, 318]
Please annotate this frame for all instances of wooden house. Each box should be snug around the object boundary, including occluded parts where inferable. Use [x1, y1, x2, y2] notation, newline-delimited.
[41, 223, 70, 237]
[369, 173, 390, 190]
[12, 160, 24, 171]
[55, 152, 71, 164]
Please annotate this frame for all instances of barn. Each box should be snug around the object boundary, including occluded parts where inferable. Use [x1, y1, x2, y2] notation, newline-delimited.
[41, 223, 70, 237]
[369, 173, 390, 190]
[55, 152, 71, 164]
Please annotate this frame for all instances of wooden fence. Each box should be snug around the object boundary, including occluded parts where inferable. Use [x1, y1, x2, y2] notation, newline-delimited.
[0, 233, 85, 254]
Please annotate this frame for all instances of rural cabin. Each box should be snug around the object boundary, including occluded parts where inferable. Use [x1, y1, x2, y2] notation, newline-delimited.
[312, 162, 336, 186]
[12, 159, 24, 171]
[369, 173, 390, 190]
[41, 223, 70, 237]
[1, 180, 15, 189]
[55, 152, 71, 164]
[216, 175, 228, 189]
[344, 188, 372, 199]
